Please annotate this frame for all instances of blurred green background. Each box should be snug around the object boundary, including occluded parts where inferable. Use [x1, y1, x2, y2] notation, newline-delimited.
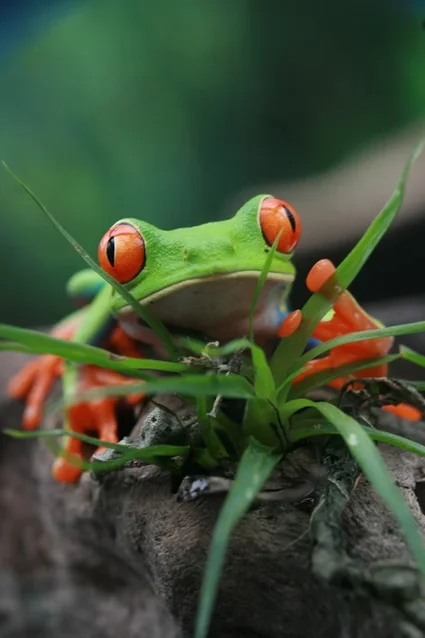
[1, 0, 425, 326]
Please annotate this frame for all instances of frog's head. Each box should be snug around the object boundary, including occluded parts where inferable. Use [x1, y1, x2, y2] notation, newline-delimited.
[97, 195, 302, 347]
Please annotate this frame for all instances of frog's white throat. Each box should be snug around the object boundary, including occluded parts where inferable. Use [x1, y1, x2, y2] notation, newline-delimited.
[117, 271, 293, 352]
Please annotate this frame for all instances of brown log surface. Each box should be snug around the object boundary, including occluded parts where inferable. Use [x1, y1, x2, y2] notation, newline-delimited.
[2, 297, 425, 638]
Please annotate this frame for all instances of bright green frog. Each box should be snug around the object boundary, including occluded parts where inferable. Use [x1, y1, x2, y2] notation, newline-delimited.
[10, 194, 400, 482]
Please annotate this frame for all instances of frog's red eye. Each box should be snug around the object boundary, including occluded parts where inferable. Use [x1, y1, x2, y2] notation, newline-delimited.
[259, 197, 302, 253]
[98, 223, 145, 284]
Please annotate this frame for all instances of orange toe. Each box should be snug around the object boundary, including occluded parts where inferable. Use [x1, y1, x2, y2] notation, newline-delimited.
[278, 309, 302, 338]
[306, 259, 336, 293]
[52, 456, 83, 483]
[383, 403, 422, 422]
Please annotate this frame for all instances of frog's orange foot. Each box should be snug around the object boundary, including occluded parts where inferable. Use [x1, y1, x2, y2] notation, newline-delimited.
[285, 258, 394, 392]
[307, 260, 393, 358]
[6, 316, 82, 429]
[278, 310, 302, 338]
[52, 365, 145, 483]
[383, 403, 422, 422]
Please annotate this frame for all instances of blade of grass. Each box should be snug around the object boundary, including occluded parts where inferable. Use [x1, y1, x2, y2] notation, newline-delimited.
[288, 421, 425, 458]
[282, 399, 425, 578]
[0, 323, 186, 375]
[3, 427, 190, 474]
[46, 373, 255, 417]
[4, 427, 188, 456]
[180, 337, 276, 401]
[270, 142, 423, 388]
[248, 229, 281, 342]
[196, 395, 229, 460]
[287, 353, 399, 399]
[195, 437, 281, 638]
[2, 162, 178, 359]
[290, 320, 425, 380]
[400, 345, 425, 368]
[0, 341, 33, 354]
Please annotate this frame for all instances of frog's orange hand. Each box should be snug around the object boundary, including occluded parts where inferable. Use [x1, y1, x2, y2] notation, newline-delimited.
[7, 316, 80, 430]
[52, 365, 145, 483]
[279, 259, 421, 422]
[7, 318, 145, 482]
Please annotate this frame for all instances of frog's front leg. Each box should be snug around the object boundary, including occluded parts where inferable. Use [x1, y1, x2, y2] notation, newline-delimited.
[279, 260, 421, 421]
[7, 270, 146, 481]
[51, 365, 145, 482]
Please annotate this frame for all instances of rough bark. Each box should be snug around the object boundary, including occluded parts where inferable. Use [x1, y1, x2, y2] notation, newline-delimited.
[2, 336, 425, 638]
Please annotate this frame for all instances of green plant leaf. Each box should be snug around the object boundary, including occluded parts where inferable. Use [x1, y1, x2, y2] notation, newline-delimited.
[270, 142, 423, 388]
[288, 420, 425, 458]
[180, 337, 275, 401]
[287, 353, 399, 399]
[195, 438, 281, 638]
[196, 395, 229, 460]
[0, 341, 33, 353]
[3, 427, 189, 473]
[0, 323, 187, 376]
[291, 321, 425, 378]
[4, 427, 187, 455]
[249, 227, 281, 342]
[400, 345, 425, 368]
[283, 399, 425, 578]
[46, 373, 255, 417]
[2, 162, 178, 359]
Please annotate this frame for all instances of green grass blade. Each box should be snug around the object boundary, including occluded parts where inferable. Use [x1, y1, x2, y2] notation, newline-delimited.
[250, 346, 276, 400]
[196, 395, 229, 460]
[291, 320, 425, 377]
[3, 428, 188, 473]
[4, 427, 187, 456]
[0, 323, 186, 376]
[270, 142, 423, 387]
[2, 162, 178, 359]
[287, 353, 399, 399]
[400, 345, 425, 368]
[46, 373, 255, 417]
[284, 399, 425, 578]
[179, 337, 275, 401]
[195, 438, 281, 638]
[288, 421, 425, 458]
[248, 231, 280, 342]
[0, 341, 33, 354]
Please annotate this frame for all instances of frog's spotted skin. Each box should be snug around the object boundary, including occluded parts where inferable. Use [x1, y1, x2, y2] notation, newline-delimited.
[7, 196, 418, 482]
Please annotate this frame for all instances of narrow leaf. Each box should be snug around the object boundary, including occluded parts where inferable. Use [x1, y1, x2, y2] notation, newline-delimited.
[4, 427, 187, 456]
[195, 438, 281, 638]
[196, 395, 229, 460]
[180, 337, 275, 400]
[284, 399, 425, 578]
[249, 230, 281, 342]
[400, 345, 425, 369]
[287, 353, 399, 399]
[2, 162, 178, 359]
[46, 373, 255, 417]
[293, 320, 425, 374]
[270, 143, 423, 387]
[288, 421, 425, 458]
[0, 323, 186, 376]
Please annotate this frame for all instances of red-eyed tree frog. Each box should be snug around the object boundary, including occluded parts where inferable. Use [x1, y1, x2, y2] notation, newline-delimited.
[7, 195, 420, 482]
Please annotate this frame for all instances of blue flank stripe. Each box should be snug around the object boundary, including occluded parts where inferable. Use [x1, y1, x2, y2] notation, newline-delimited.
[89, 315, 117, 348]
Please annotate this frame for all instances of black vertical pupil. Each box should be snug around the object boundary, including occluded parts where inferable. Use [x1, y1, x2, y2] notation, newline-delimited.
[284, 207, 296, 232]
[106, 237, 115, 267]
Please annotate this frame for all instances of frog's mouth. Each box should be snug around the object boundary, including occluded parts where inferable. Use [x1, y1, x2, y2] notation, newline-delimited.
[116, 271, 293, 350]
